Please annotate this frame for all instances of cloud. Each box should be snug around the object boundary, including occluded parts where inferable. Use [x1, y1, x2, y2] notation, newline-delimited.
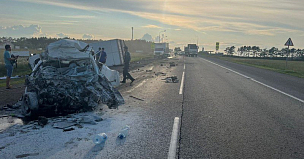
[15, 0, 304, 36]
[59, 15, 96, 19]
[82, 34, 94, 39]
[142, 25, 161, 29]
[0, 25, 42, 37]
[57, 33, 69, 38]
[141, 33, 153, 41]
[10, 0, 304, 50]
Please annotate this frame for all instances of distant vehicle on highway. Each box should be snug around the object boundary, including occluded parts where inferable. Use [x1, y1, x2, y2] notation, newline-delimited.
[187, 44, 198, 57]
[177, 51, 184, 55]
[154, 43, 169, 58]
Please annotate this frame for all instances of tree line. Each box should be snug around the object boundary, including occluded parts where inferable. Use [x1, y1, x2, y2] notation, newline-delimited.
[0, 37, 101, 49]
[224, 45, 304, 59]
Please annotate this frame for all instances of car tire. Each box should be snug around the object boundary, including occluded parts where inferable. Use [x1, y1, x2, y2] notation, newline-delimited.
[22, 92, 39, 117]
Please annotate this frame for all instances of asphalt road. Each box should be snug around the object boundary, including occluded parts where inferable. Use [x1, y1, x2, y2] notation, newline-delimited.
[179, 56, 304, 158]
[1, 56, 304, 159]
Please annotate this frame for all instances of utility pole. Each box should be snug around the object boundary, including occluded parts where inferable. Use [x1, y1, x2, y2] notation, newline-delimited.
[132, 27, 133, 40]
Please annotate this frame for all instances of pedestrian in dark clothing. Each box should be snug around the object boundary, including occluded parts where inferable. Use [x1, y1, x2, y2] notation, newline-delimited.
[121, 46, 135, 85]
[96, 47, 107, 70]
[95, 47, 102, 62]
[99, 48, 107, 64]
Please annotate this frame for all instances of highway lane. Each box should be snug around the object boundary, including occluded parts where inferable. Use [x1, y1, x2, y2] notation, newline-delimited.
[179, 56, 304, 158]
[201, 56, 304, 102]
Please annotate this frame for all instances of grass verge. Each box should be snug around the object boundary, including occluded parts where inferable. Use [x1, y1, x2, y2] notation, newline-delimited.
[0, 77, 25, 88]
[130, 52, 154, 63]
[0, 64, 32, 77]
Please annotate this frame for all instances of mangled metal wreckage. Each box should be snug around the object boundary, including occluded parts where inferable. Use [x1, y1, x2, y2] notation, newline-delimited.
[22, 39, 124, 117]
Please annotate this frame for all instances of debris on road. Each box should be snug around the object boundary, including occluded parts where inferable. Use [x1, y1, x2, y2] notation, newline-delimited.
[131, 69, 143, 73]
[38, 116, 48, 127]
[163, 76, 179, 83]
[155, 72, 166, 76]
[129, 95, 145, 101]
[6, 101, 22, 109]
[93, 133, 108, 144]
[53, 121, 77, 129]
[22, 39, 124, 117]
[169, 62, 176, 67]
[51, 113, 104, 128]
[63, 127, 75, 132]
[79, 116, 98, 125]
[15, 153, 39, 158]
[118, 125, 130, 139]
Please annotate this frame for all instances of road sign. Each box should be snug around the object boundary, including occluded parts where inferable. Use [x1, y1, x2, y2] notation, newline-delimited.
[216, 42, 219, 51]
[285, 38, 294, 46]
[284, 38, 294, 70]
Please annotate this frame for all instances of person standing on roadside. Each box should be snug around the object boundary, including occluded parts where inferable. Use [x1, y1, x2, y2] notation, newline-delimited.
[95, 47, 107, 70]
[3, 45, 18, 89]
[95, 47, 102, 63]
[99, 48, 107, 64]
[121, 46, 135, 85]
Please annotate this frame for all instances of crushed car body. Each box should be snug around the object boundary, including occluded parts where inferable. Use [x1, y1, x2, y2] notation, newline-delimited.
[22, 39, 124, 117]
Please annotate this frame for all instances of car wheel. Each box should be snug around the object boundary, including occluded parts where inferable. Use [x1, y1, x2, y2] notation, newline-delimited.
[22, 92, 38, 117]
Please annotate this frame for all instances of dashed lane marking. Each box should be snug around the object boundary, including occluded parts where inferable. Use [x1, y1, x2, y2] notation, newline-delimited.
[168, 117, 180, 159]
[179, 72, 185, 95]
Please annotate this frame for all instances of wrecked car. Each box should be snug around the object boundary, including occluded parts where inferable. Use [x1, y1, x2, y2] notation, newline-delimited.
[22, 39, 124, 117]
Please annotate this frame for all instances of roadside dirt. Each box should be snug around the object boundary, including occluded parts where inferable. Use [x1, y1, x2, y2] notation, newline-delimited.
[0, 85, 25, 109]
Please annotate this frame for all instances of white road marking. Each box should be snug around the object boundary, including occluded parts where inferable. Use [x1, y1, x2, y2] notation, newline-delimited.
[179, 72, 185, 95]
[202, 58, 304, 103]
[251, 79, 304, 103]
[202, 59, 251, 79]
[168, 117, 180, 159]
[184, 64, 185, 70]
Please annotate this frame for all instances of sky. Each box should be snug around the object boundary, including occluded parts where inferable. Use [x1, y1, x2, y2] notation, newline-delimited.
[1, 0, 304, 51]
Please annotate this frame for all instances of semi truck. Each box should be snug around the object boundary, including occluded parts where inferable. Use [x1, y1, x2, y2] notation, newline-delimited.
[154, 43, 169, 58]
[187, 44, 198, 57]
